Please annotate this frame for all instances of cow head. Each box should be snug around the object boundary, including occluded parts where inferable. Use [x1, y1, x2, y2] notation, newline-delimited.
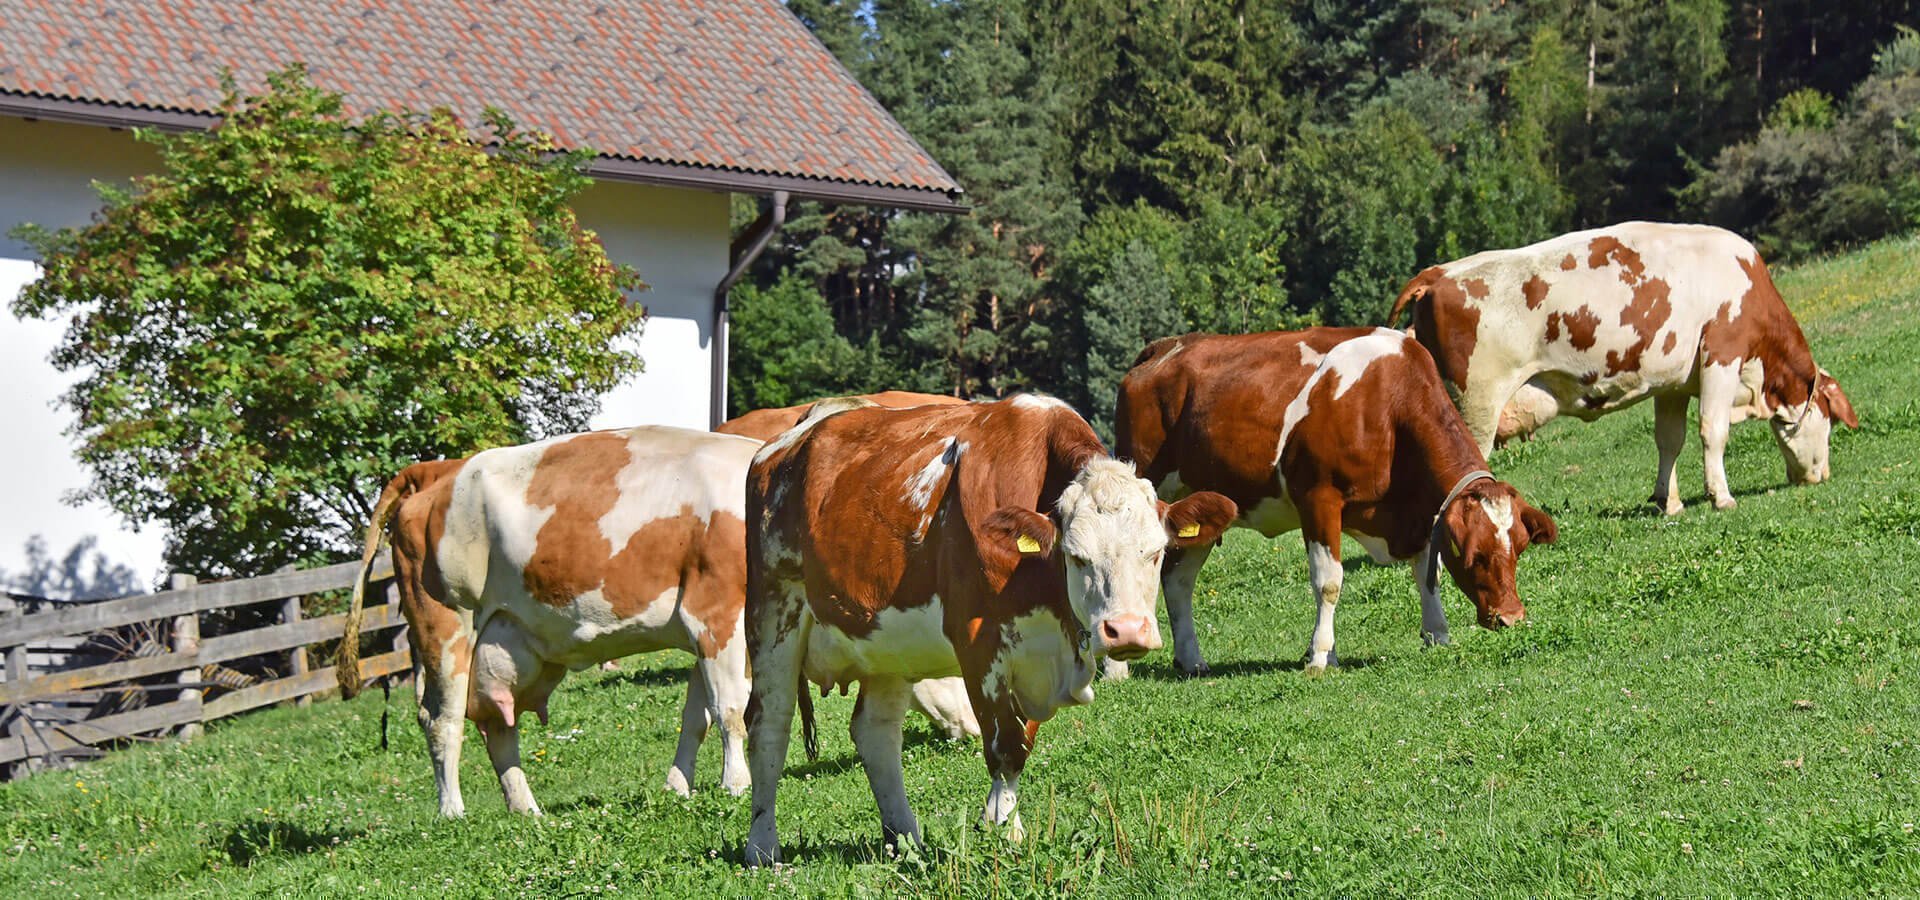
[988, 459, 1234, 662]
[1771, 368, 1858, 485]
[1435, 481, 1556, 630]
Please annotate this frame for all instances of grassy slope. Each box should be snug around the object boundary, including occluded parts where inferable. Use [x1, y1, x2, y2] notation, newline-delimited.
[5, 235, 1918, 899]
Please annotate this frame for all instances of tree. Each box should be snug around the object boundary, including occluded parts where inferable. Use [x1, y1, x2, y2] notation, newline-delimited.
[727, 275, 892, 415]
[11, 67, 645, 577]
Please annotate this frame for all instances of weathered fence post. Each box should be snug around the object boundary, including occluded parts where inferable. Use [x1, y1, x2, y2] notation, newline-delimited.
[169, 573, 203, 740]
[276, 565, 310, 707]
[4, 641, 26, 778]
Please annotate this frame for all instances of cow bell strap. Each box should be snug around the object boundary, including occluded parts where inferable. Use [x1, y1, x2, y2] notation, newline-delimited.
[1424, 469, 1495, 595]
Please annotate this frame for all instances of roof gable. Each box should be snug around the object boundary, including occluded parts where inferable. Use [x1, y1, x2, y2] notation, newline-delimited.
[0, 0, 963, 211]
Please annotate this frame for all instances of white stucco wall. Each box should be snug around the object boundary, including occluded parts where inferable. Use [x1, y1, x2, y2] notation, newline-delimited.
[0, 116, 725, 594]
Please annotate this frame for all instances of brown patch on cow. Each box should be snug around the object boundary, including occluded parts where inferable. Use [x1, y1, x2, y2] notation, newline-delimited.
[392, 482, 471, 683]
[521, 432, 632, 606]
[1464, 278, 1490, 299]
[1587, 236, 1647, 283]
[1662, 332, 1678, 355]
[1579, 371, 1599, 385]
[1522, 275, 1550, 310]
[1410, 271, 1480, 393]
[1704, 254, 1821, 412]
[1606, 276, 1674, 375]
[1559, 254, 1578, 271]
[1547, 306, 1601, 351]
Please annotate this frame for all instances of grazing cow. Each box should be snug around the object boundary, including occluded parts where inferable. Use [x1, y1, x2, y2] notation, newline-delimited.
[1388, 222, 1858, 514]
[742, 395, 1236, 864]
[1116, 328, 1557, 677]
[337, 426, 760, 816]
[716, 390, 965, 442]
[720, 390, 979, 741]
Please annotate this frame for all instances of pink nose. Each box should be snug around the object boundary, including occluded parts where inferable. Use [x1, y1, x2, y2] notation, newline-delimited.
[1099, 615, 1161, 660]
[1495, 610, 1526, 629]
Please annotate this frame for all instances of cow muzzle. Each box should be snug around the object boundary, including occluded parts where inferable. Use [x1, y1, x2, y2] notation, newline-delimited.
[1098, 615, 1161, 661]
[1483, 609, 1526, 630]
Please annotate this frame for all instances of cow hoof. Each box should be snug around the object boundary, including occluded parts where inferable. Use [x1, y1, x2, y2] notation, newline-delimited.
[1100, 658, 1131, 681]
[1006, 816, 1027, 843]
[724, 777, 751, 798]
[664, 770, 694, 798]
[1651, 494, 1685, 516]
[745, 842, 781, 868]
[1422, 631, 1451, 647]
[1179, 660, 1211, 679]
[1712, 495, 1737, 511]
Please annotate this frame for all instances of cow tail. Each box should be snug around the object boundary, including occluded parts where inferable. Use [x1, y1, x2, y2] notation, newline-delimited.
[798, 685, 819, 762]
[1387, 269, 1439, 328]
[337, 474, 410, 699]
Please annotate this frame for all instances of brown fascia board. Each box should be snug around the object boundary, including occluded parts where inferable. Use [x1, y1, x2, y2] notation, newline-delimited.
[0, 93, 969, 215]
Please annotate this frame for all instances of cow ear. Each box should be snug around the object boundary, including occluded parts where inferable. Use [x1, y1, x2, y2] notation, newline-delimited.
[982, 507, 1057, 559]
[1162, 491, 1237, 548]
[1520, 502, 1558, 547]
[1819, 374, 1859, 429]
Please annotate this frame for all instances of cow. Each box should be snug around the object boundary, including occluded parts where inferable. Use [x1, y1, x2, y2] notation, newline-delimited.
[336, 426, 761, 817]
[720, 390, 980, 742]
[1388, 222, 1858, 514]
[741, 395, 1237, 864]
[1115, 327, 1558, 677]
[716, 390, 964, 442]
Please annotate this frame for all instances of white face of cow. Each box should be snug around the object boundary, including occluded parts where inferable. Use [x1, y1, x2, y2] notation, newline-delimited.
[1055, 459, 1168, 661]
[1771, 369, 1858, 486]
[1771, 399, 1832, 485]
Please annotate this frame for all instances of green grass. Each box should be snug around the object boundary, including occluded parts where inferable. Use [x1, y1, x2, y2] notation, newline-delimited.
[7, 235, 1920, 898]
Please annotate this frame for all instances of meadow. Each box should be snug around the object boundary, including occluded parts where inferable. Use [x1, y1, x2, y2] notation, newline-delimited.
[4, 235, 1917, 898]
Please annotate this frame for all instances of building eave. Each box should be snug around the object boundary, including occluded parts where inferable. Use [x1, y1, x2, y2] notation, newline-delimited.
[0, 93, 969, 215]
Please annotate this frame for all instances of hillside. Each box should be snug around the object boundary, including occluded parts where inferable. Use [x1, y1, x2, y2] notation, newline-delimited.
[5, 235, 1918, 897]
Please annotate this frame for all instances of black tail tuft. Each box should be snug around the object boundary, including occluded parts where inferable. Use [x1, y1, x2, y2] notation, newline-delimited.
[798, 687, 819, 763]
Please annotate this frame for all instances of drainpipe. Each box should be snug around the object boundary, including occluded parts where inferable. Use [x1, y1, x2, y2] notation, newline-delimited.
[710, 190, 788, 429]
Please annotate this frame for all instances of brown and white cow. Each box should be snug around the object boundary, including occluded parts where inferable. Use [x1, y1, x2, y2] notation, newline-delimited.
[1116, 328, 1557, 677]
[337, 426, 760, 817]
[720, 390, 980, 741]
[742, 395, 1236, 864]
[1388, 222, 1858, 514]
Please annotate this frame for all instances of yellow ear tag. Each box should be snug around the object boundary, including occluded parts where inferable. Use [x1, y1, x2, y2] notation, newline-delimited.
[1016, 533, 1043, 554]
[1449, 537, 1462, 556]
[1177, 523, 1201, 539]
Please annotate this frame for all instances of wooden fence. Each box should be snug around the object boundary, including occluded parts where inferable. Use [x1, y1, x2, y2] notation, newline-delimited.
[0, 555, 410, 776]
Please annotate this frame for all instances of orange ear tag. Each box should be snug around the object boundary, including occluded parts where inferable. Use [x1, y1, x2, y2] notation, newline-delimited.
[1176, 523, 1201, 538]
[1016, 534, 1043, 554]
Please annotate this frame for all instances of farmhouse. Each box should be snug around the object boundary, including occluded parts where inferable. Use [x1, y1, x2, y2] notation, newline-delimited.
[0, 0, 962, 587]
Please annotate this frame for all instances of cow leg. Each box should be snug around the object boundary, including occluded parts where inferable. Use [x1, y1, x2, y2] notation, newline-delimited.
[909, 677, 980, 740]
[701, 636, 753, 797]
[1699, 365, 1740, 510]
[1162, 541, 1216, 677]
[479, 717, 540, 815]
[1413, 546, 1449, 646]
[1651, 392, 1690, 515]
[417, 629, 472, 818]
[851, 676, 920, 850]
[665, 661, 711, 797]
[976, 699, 1032, 842]
[1458, 376, 1524, 458]
[744, 585, 809, 867]
[1301, 498, 1344, 673]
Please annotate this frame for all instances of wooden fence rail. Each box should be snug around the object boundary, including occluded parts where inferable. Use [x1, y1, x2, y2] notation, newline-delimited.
[0, 553, 409, 773]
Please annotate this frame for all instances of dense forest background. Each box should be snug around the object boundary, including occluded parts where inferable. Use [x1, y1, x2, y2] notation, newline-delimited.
[729, 0, 1920, 433]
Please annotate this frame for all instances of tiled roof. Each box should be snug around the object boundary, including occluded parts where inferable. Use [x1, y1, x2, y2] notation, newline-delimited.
[0, 0, 963, 210]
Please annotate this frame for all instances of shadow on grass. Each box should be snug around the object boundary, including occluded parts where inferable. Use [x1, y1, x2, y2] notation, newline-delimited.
[219, 820, 362, 866]
[587, 665, 694, 690]
[1123, 654, 1377, 681]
